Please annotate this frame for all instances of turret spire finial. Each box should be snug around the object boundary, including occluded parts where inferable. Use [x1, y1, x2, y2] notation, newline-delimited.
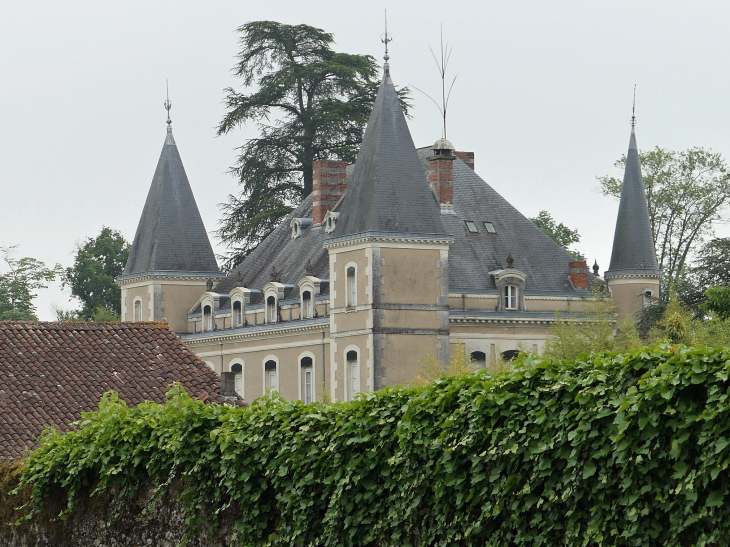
[164, 79, 172, 128]
[381, 9, 392, 73]
[631, 84, 636, 128]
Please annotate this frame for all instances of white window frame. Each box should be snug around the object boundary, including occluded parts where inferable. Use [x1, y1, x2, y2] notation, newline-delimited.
[229, 360, 245, 398]
[345, 263, 357, 309]
[298, 352, 316, 404]
[263, 356, 279, 394]
[266, 295, 278, 324]
[232, 299, 244, 327]
[345, 347, 360, 401]
[504, 285, 518, 310]
[301, 289, 314, 319]
[133, 298, 143, 321]
[203, 304, 214, 331]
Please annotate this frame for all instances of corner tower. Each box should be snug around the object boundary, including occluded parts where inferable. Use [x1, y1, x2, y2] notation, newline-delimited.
[605, 109, 661, 321]
[324, 60, 452, 401]
[118, 100, 223, 331]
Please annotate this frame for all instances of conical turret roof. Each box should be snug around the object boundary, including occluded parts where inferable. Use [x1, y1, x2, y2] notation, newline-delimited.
[328, 68, 447, 240]
[123, 124, 219, 275]
[606, 125, 660, 274]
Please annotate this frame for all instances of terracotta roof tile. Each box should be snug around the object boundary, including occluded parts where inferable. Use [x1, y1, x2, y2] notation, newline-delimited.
[0, 321, 238, 460]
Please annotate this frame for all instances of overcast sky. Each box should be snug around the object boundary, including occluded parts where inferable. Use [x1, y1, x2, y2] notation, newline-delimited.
[2, 1, 730, 320]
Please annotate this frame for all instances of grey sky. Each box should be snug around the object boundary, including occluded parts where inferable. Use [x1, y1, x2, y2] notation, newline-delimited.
[2, 1, 729, 319]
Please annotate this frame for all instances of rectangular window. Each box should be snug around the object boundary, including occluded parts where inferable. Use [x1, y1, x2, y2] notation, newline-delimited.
[268, 371, 277, 392]
[483, 222, 497, 234]
[304, 368, 313, 403]
[234, 373, 243, 396]
[504, 285, 517, 310]
[464, 220, 478, 233]
[346, 267, 357, 308]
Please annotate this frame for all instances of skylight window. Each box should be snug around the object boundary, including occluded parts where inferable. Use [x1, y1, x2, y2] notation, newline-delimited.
[483, 222, 497, 234]
[464, 221, 478, 233]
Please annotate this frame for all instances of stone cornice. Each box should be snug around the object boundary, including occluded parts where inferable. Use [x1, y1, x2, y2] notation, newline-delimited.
[182, 320, 329, 345]
[117, 271, 225, 285]
[324, 232, 453, 249]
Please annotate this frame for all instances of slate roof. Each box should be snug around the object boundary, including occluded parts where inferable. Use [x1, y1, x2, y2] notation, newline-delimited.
[328, 69, 447, 240]
[0, 322, 239, 460]
[124, 125, 220, 276]
[606, 126, 660, 274]
[213, 195, 331, 305]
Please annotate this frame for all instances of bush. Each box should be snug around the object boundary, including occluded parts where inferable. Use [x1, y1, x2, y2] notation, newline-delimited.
[14, 346, 730, 546]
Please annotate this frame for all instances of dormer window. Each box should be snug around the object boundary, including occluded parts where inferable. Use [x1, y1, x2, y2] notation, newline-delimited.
[302, 290, 313, 319]
[504, 285, 518, 310]
[346, 266, 357, 308]
[465, 220, 478, 234]
[290, 217, 313, 239]
[324, 211, 340, 234]
[203, 305, 213, 331]
[266, 295, 277, 324]
[483, 222, 497, 234]
[232, 300, 243, 327]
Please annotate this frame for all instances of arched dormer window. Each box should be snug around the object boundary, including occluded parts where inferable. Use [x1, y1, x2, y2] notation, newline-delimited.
[300, 356, 314, 403]
[302, 291, 313, 319]
[133, 298, 143, 321]
[231, 362, 243, 397]
[232, 300, 243, 327]
[266, 296, 277, 324]
[265, 359, 278, 393]
[324, 211, 340, 234]
[203, 305, 213, 331]
[346, 265, 357, 308]
[346, 349, 359, 401]
[290, 217, 313, 239]
[504, 285, 518, 310]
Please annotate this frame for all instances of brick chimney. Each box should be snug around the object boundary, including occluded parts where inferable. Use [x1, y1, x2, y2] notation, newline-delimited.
[569, 261, 588, 289]
[428, 138, 456, 205]
[455, 151, 475, 170]
[313, 160, 347, 226]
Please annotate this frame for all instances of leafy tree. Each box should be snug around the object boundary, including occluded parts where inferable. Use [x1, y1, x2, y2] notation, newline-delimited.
[700, 286, 730, 320]
[529, 210, 585, 260]
[216, 21, 410, 269]
[64, 227, 130, 320]
[599, 147, 730, 289]
[0, 246, 61, 320]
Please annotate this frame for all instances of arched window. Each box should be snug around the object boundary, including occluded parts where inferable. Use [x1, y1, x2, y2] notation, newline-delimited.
[346, 350, 359, 401]
[502, 349, 521, 362]
[471, 351, 487, 368]
[133, 299, 142, 321]
[232, 300, 243, 328]
[643, 289, 654, 308]
[504, 285, 518, 310]
[302, 290, 313, 319]
[300, 356, 314, 403]
[231, 362, 243, 397]
[203, 305, 213, 331]
[265, 360, 278, 392]
[346, 266, 356, 308]
[266, 295, 277, 324]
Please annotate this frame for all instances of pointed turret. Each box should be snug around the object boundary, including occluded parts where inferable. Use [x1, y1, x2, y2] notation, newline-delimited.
[118, 99, 222, 332]
[123, 121, 219, 275]
[605, 102, 661, 320]
[327, 66, 447, 240]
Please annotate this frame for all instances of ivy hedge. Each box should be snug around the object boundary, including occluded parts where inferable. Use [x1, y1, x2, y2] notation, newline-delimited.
[15, 344, 730, 546]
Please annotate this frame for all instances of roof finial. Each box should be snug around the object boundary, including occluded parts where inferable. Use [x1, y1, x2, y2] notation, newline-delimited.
[630, 84, 636, 128]
[164, 79, 172, 129]
[381, 9, 392, 74]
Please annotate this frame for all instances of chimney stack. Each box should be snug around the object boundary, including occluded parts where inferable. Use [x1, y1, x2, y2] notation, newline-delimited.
[428, 138, 456, 205]
[313, 160, 347, 226]
[455, 151, 475, 170]
[220, 371, 237, 397]
[569, 261, 588, 289]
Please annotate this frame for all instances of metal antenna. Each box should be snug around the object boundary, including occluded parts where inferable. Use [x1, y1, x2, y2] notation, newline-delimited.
[164, 79, 172, 127]
[381, 9, 392, 72]
[631, 84, 636, 128]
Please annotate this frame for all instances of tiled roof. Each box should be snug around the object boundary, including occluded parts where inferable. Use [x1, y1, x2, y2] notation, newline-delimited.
[607, 127, 660, 274]
[123, 125, 220, 276]
[0, 321, 234, 460]
[328, 69, 447, 240]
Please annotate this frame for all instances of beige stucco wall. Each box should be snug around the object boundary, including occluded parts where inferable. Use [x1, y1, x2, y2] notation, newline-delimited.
[380, 248, 442, 305]
[330, 333, 371, 401]
[608, 277, 661, 323]
[160, 283, 211, 331]
[381, 334, 441, 386]
[122, 285, 149, 321]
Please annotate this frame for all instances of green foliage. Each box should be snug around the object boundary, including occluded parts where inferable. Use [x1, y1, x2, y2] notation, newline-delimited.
[599, 147, 730, 290]
[64, 227, 130, 319]
[543, 284, 642, 360]
[90, 307, 120, 322]
[51, 306, 84, 322]
[702, 286, 730, 320]
[411, 342, 478, 386]
[0, 246, 61, 318]
[216, 21, 411, 269]
[17, 346, 730, 546]
[529, 210, 585, 260]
